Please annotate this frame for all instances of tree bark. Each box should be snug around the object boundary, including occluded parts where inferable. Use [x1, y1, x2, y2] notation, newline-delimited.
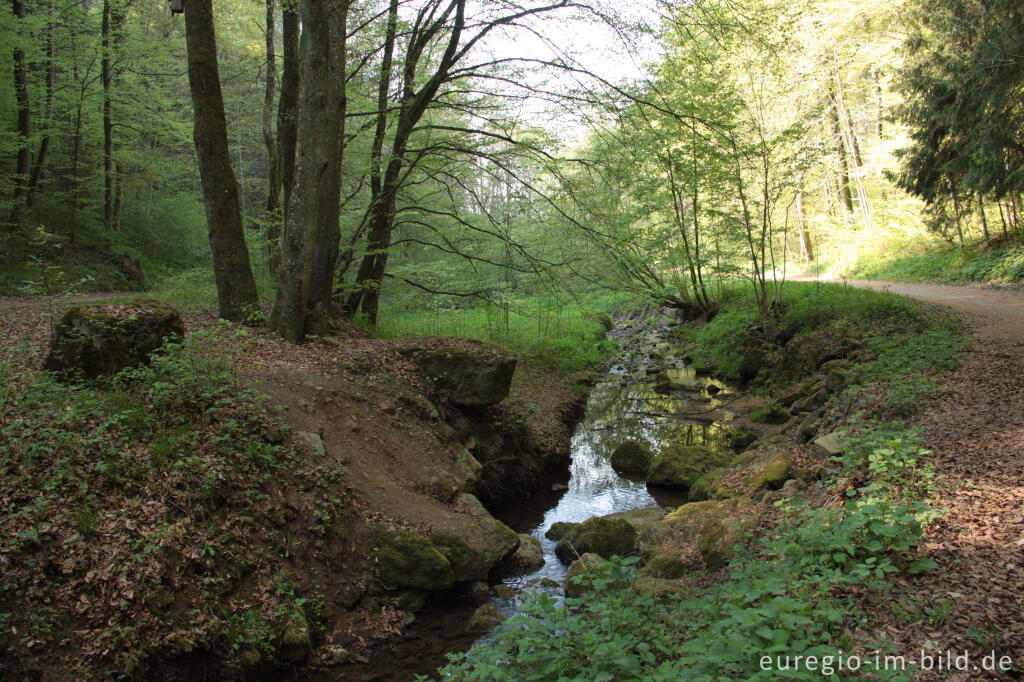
[184, 0, 260, 322]
[263, 0, 282, 276]
[272, 0, 333, 341]
[796, 177, 813, 263]
[826, 93, 853, 216]
[9, 0, 31, 226]
[977, 193, 989, 240]
[306, 1, 350, 312]
[26, 0, 55, 209]
[277, 5, 300, 223]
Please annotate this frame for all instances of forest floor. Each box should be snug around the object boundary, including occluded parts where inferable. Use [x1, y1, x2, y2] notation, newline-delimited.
[816, 278, 1024, 677]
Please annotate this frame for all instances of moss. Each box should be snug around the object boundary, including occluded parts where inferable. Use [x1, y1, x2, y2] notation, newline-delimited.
[278, 607, 313, 663]
[646, 445, 733, 491]
[545, 521, 578, 541]
[554, 517, 638, 564]
[609, 440, 655, 475]
[639, 498, 757, 575]
[746, 455, 792, 492]
[373, 529, 454, 590]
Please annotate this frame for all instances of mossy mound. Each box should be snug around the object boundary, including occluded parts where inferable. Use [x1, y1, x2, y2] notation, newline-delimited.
[564, 553, 614, 598]
[638, 498, 758, 577]
[435, 494, 520, 581]
[646, 444, 733, 492]
[397, 338, 517, 406]
[43, 298, 184, 380]
[466, 604, 505, 633]
[496, 533, 544, 577]
[372, 529, 455, 590]
[554, 516, 638, 565]
[689, 443, 795, 502]
[545, 521, 578, 541]
[609, 440, 655, 475]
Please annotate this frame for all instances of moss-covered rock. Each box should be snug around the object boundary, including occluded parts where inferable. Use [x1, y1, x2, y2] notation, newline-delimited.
[466, 603, 505, 633]
[545, 521, 578, 541]
[638, 498, 758, 577]
[554, 516, 637, 564]
[278, 607, 313, 664]
[689, 442, 795, 501]
[435, 494, 520, 581]
[774, 330, 858, 384]
[43, 298, 184, 380]
[609, 440, 655, 476]
[398, 339, 517, 406]
[738, 346, 764, 382]
[646, 445, 733, 491]
[599, 507, 666, 532]
[632, 576, 687, 598]
[496, 533, 544, 576]
[372, 529, 455, 590]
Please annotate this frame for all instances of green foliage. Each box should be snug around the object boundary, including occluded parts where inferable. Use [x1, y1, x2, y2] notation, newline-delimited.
[851, 239, 1024, 284]
[378, 292, 629, 372]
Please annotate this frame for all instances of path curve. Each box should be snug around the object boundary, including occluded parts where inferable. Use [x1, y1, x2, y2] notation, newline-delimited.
[816, 278, 1024, 678]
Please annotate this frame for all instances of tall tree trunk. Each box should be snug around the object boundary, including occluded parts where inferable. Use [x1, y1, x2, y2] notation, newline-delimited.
[184, 0, 260, 322]
[306, 0, 350, 312]
[272, 0, 333, 341]
[342, 0, 398, 316]
[977, 193, 989, 240]
[948, 176, 964, 248]
[871, 66, 883, 140]
[9, 0, 31, 226]
[277, 5, 300, 224]
[826, 96, 853, 215]
[998, 200, 1009, 239]
[103, 0, 114, 229]
[26, 0, 55, 209]
[263, 0, 282, 276]
[112, 162, 124, 232]
[796, 176, 813, 263]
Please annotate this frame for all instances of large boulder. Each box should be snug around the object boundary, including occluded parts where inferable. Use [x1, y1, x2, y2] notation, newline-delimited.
[495, 533, 544, 577]
[554, 516, 637, 565]
[564, 553, 615, 598]
[646, 444, 733, 492]
[689, 446, 794, 502]
[638, 498, 758, 577]
[397, 338, 517, 406]
[372, 529, 455, 590]
[433, 494, 520, 581]
[774, 330, 858, 383]
[599, 507, 666, 533]
[43, 298, 184, 379]
[609, 440, 655, 476]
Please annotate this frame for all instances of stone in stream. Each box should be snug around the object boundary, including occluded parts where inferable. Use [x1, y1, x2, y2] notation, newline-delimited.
[646, 444, 733, 492]
[553, 517, 637, 565]
[609, 440, 655, 476]
[495, 533, 544, 577]
[466, 604, 505, 633]
[545, 521, 579, 541]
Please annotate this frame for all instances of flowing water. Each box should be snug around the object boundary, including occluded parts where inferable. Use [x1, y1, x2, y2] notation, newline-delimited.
[492, 323, 735, 610]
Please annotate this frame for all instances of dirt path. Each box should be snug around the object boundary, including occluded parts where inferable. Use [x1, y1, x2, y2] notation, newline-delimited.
[820, 279, 1024, 678]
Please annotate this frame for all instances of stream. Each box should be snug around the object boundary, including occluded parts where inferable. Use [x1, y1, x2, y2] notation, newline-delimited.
[491, 322, 735, 614]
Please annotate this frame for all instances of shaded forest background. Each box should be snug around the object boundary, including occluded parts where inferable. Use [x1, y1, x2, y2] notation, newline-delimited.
[1, 0, 1022, 340]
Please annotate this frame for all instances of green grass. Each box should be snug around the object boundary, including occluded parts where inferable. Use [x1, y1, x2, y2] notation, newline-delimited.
[377, 292, 634, 372]
[848, 239, 1024, 285]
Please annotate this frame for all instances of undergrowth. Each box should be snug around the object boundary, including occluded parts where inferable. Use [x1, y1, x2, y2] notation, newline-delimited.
[848, 239, 1024, 285]
[0, 325, 345, 676]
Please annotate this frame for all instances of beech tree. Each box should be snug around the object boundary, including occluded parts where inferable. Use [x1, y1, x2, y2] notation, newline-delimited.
[183, 0, 260, 322]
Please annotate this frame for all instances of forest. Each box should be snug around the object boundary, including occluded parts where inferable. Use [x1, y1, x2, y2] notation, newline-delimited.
[0, 0, 1022, 679]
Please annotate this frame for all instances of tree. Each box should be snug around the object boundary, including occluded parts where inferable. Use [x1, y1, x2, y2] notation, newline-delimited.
[183, 0, 260, 322]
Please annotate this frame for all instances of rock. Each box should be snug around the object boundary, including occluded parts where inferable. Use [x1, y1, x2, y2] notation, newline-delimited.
[372, 529, 455, 590]
[638, 498, 758, 577]
[432, 494, 520, 581]
[813, 431, 846, 455]
[425, 471, 462, 503]
[824, 369, 846, 393]
[395, 589, 429, 612]
[609, 440, 655, 476]
[775, 330, 858, 383]
[492, 584, 515, 599]
[545, 521, 578, 541]
[726, 428, 758, 453]
[738, 346, 764, 382]
[525, 577, 560, 590]
[791, 386, 829, 414]
[750, 403, 790, 424]
[399, 339, 517, 406]
[646, 445, 733, 492]
[496, 534, 544, 576]
[564, 553, 608, 598]
[691, 441, 796, 501]
[465, 604, 505, 633]
[458, 581, 492, 604]
[298, 431, 326, 457]
[43, 298, 184, 380]
[278, 608, 313, 663]
[653, 371, 678, 393]
[554, 516, 637, 565]
[633, 576, 687, 598]
[777, 377, 818, 408]
[599, 507, 665, 532]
